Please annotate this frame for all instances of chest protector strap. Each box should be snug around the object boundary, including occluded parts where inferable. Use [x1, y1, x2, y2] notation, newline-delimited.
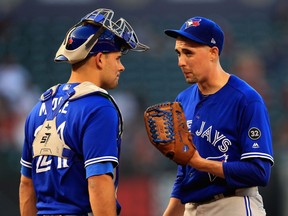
[32, 82, 123, 158]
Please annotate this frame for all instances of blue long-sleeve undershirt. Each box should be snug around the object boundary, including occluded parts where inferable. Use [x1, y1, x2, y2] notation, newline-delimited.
[223, 158, 271, 188]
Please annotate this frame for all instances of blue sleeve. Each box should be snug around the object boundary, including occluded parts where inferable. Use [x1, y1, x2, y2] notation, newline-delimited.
[83, 106, 119, 167]
[223, 158, 271, 187]
[20, 164, 32, 178]
[239, 101, 274, 164]
[86, 162, 114, 179]
[20, 113, 34, 178]
[170, 166, 185, 199]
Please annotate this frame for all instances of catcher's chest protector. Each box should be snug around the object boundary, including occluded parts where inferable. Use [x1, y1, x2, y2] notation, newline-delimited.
[32, 81, 123, 159]
[33, 118, 71, 158]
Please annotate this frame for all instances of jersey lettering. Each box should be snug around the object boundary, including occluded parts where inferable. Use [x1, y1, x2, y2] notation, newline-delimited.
[218, 138, 231, 152]
[57, 157, 68, 169]
[36, 156, 68, 173]
[194, 121, 232, 153]
[39, 97, 69, 116]
[57, 121, 66, 141]
[187, 120, 193, 132]
[195, 121, 205, 136]
[36, 156, 52, 173]
[211, 131, 226, 146]
[59, 101, 69, 114]
[39, 103, 47, 116]
[200, 126, 212, 143]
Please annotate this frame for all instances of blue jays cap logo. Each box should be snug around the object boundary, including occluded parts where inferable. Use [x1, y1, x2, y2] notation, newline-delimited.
[185, 18, 201, 29]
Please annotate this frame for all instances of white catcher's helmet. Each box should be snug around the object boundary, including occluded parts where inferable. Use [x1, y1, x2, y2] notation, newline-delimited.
[55, 8, 149, 64]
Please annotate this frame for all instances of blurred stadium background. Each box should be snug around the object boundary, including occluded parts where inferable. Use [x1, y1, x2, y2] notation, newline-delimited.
[0, 0, 287, 215]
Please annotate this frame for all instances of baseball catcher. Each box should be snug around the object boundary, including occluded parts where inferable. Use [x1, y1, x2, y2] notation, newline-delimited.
[19, 8, 149, 216]
[144, 102, 196, 165]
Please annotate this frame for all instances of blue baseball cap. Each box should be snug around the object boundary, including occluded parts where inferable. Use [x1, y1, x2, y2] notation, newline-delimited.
[165, 17, 224, 55]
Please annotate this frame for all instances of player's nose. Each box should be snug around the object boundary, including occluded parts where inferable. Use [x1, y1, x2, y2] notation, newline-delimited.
[178, 56, 186, 67]
[119, 62, 125, 72]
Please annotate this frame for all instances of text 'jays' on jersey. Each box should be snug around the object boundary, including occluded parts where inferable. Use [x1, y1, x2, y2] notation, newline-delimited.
[20, 82, 122, 214]
[172, 75, 274, 203]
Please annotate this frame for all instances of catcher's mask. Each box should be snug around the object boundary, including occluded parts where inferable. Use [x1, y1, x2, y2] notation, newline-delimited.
[55, 8, 149, 64]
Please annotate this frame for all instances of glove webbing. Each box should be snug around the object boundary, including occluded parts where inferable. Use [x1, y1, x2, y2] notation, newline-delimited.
[148, 107, 175, 143]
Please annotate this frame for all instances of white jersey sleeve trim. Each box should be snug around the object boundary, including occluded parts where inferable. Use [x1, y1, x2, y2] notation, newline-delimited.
[241, 152, 274, 165]
[20, 158, 32, 169]
[84, 156, 118, 167]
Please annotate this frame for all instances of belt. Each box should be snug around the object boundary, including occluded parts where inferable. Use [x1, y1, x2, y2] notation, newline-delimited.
[193, 187, 258, 205]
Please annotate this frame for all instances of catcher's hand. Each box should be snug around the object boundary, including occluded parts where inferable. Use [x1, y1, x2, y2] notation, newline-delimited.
[143, 102, 196, 165]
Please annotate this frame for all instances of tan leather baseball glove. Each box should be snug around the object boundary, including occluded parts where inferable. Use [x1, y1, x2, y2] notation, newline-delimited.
[143, 102, 196, 165]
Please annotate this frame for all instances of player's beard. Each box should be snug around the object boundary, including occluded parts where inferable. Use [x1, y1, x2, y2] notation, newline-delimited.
[185, 77, 197, 84]
[109, 79, 119, 89]
[184, 73, 198, 84]
[101, 77, 119, 90]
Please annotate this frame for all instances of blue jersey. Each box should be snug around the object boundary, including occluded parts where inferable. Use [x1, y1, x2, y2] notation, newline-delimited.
[171, 75, 274, 203]
[20, 82, 122, 214]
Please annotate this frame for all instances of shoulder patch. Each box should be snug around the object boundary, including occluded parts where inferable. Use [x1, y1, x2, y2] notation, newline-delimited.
[248, 127, 261, 140]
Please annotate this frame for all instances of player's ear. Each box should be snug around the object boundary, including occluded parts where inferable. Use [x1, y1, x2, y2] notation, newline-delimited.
[210, 46, 219, 60]
[94, 52, 104, 69]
